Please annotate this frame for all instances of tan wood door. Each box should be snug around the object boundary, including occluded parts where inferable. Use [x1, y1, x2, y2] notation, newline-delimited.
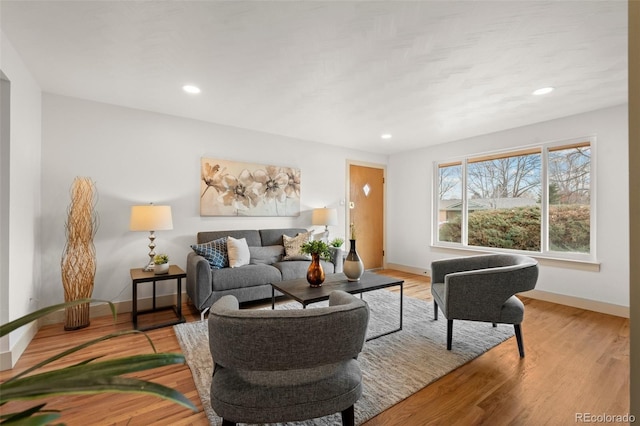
[349, 164, 384, 270]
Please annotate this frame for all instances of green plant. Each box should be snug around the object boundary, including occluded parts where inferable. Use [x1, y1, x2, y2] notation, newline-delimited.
[153, 254, 169, 265]
[329, 237, 344, 248]
[300, 240, 331, 260]
[0, 299, 196, 425]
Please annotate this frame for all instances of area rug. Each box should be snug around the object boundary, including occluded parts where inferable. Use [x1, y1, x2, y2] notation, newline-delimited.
[174, 290, 514, 425]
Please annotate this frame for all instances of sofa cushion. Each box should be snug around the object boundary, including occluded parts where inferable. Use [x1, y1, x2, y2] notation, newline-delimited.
[211, 264, 283, 291]
[227, 236, 251, 268]
[283, 231, 313, 260]
[249, 245, 284, 265]
[191, 237, 228, 269]
[259, 228, 309, 246]
[198, 230, 261, 246]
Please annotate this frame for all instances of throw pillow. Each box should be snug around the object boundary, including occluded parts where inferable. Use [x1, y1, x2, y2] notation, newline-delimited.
[191, 237, 228, 269]
[227, 236, 251, 268]
[283, 231, 312, 261]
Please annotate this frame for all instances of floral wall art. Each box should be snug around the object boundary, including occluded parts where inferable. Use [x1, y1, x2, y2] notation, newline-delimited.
[200, 157, 301, 216]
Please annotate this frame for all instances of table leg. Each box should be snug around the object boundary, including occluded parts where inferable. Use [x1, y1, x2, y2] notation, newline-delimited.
[177, 277, 183, 320]
[365, 283, 404, 341]
[152, 280, 157, 310]
[400, 281, 403, 330]
[272, 287, 275, 309]
[132, 282, 138, 329]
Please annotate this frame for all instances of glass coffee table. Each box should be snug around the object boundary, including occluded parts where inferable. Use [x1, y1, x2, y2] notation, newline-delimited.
[271, 272, 404, 341]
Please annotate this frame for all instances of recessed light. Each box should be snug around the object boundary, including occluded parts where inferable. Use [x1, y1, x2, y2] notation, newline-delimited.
[532, 87, 554, 96]
[381, 134, 392, 139]
[183, 85, 201, 94]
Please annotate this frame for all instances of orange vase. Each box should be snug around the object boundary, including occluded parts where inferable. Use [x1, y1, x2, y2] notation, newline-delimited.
[306, 253, 325, 287]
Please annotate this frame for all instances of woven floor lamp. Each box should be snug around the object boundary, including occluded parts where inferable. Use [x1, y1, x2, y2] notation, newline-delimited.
[61, 177, 98, 330]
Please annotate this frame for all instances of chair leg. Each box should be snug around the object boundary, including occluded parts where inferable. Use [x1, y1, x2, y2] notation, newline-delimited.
[341, 405, 355, 426]
[434, 300, 438, 320]
[447, 319, 453, 350]
[514, 323, 525, 358]
[221, 420, 236, 426]
[492, 323, 497, 327]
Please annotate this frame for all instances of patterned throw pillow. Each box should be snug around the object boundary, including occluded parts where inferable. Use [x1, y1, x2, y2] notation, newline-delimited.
[283, 231, 312, 261]
[191, 237, 228, 269]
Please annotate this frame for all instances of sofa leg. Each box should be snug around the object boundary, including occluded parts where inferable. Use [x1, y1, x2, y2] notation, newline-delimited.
[434, 300, 438, 320]
[200, 306, 210, 322]
[514, 324, 525, 358]
[341, 405, 355, 426]
[221, 419, 236, 426]
[447, 319, 453, 350]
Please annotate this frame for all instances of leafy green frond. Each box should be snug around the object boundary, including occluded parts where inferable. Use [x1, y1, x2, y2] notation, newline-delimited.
[7, 330, 157, 383]
[0, 299, 116, 338]
[1, 374, 195, 411]
[0, 301, 197, 421]
[1, 353, 196, 411]
[0, 403, 61, 425]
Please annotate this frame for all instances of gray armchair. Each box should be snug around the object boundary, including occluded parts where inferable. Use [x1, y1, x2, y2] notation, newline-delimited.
[430, 254, 538, 357]
[208, 290, 370, 426]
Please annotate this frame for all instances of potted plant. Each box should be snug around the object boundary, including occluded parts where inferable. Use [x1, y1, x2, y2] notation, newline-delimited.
[329, 237, 344, 249]
[153, 254, 170, 275]
[300, 240, 331, 287]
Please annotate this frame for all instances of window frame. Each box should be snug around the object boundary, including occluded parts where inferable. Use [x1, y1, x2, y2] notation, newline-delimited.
[432, 136, 596, 263]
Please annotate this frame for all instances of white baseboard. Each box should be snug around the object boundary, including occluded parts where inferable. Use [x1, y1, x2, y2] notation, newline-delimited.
[39, 292, 187, 326]
[386, 263, 628, 318]
[521, 289, 629, 318]
[0, 320, 38, 371]
[386, 263, 431, 277]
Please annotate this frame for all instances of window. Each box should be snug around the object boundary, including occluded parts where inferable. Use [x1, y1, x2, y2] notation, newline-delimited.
[435, 138, 594, 261]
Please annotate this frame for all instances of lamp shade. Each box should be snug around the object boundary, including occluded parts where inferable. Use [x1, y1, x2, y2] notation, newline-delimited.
[129, 205, 173, 231]
[312, 208, 338, 227]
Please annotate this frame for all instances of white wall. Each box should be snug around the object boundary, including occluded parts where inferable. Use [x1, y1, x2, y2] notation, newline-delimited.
[0, 32, 42, 367]
[387, 104, 629, 308]
[41, 93, 387, 304]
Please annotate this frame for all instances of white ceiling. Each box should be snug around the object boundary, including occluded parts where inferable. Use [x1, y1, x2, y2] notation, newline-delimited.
[0, 1, 628, 155]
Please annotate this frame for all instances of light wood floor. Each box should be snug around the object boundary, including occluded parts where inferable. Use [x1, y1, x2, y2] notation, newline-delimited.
[1, 270, 629, 425]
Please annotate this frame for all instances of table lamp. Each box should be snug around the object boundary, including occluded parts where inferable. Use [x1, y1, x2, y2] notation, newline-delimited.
[129, 204, 173, 271]
[312, 207, 338, 233]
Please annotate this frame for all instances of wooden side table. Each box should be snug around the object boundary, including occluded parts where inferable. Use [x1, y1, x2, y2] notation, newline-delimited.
[130, 265, 186, 331]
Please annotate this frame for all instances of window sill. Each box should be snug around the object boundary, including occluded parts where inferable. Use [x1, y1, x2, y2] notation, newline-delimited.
[430, 244, 600, 272]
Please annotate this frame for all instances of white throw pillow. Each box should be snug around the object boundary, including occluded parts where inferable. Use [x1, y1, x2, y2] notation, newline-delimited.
[227, 236, 251, 268]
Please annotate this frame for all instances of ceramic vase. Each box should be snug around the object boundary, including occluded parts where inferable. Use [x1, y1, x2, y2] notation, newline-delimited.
[344, 239, 364, 282]
[154, 263, 170, 275]
[306, 253, 325, 287]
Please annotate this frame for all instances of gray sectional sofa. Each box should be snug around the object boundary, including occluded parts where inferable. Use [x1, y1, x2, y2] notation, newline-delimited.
[186, 228, 339, 318]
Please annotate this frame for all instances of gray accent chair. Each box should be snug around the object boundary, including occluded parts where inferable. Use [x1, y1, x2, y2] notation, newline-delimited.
[430, 254, 539, 357]
[208, 290, 370, 426]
